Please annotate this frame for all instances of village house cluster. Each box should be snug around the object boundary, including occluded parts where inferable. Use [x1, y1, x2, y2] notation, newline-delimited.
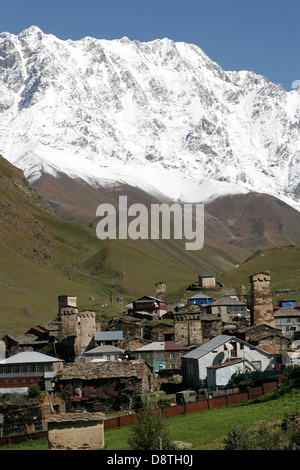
[0, 271, 300, 445]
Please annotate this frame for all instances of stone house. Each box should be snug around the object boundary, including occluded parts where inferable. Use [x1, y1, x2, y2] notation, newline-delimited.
[46, 411, 105, 450]
[173, 309, 222, 347]
[77, 345, 125, 363]
[107, 316, 143, 348]
[148, 322, 174, 341]
[2, 329, 58, 358]
[206, 296, 250, 324]
[198, 275, 216, 288]
[274, 307, 300, 336]
[182, 335, 277, 389]
[54, 360, 152, 413]
[94, 330, 123, 346]
[231, 324, 290, 355]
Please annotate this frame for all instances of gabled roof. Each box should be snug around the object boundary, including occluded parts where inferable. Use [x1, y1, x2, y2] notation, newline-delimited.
[0, 351, 63, 364]
[274, 307, 300, 317]
[94, 331, 123, 341]
[134, 296, 165, 303]
[134, 341, 187, 352]
[183, 335, 233, 359]
[188, 293, 212, 300]
[182, 335, 272, 360]
[211, 296, 247, 306]
[56, 360, 148, 380]
[84, 345, 124, 355]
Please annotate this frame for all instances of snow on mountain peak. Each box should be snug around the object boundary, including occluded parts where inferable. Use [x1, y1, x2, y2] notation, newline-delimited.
[0, 27, 299, 209]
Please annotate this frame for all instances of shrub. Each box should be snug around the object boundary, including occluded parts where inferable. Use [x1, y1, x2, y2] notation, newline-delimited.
[127, 405, 176, 450]
[28, 384, 41, 398]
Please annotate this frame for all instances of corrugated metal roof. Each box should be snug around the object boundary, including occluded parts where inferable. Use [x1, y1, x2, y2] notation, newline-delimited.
[134, 341, 186, 352]
[0, 351, 63, 364]
[84, 345, 124, 355]
[134, 342, 165, 352]
[182, 335, 233, 359]
[188, 293, 212, 300]
[94, 331, 123, 341]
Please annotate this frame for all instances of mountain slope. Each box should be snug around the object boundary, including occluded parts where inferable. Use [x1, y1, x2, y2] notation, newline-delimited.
[218, 245, 300, 302]
[31, 169, 300, 252]
[0, 26, 299, 209]
[0, 155, 250, 336]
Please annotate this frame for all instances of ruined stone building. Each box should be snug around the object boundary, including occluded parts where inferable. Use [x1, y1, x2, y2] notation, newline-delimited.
[54, 359, 152, 412]
[250, 272, 275, 328]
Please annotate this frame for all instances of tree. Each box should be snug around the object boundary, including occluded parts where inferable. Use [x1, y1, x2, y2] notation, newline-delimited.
[127, 405, 176, 451]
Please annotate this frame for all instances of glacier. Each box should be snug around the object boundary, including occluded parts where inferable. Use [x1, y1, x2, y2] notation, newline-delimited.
[0, 26, 299, 208]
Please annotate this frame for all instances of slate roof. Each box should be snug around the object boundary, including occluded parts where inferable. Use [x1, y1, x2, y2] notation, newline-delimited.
[56, 359, 148, 381]
[211, 296, 247, 306]
[3, 334, 42, 344]
[46, 412, 105, 423]
[274, 307, 300, 317]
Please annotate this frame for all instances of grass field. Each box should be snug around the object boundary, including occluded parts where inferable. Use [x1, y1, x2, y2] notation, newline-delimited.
[104, 387, 300, 450]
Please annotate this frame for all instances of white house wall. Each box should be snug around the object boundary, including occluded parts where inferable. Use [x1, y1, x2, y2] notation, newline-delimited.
[183, 338, 275, 388]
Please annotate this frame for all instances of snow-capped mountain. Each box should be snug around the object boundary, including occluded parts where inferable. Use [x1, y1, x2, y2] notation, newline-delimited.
[0, 26, 300, 208]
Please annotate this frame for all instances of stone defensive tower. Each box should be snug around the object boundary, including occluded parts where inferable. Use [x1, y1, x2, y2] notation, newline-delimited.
[59, 306, 80, 358]
[174, 313, 203, 346]
[58, 295, 77, 320]
[250, 272, 275, 328]
[155, 282, 167, 302]
[79, 310, 96, 355]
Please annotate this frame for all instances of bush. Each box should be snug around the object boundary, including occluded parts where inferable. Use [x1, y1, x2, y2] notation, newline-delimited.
[224, 409, 300, 450]
[28, 384, 41, 398]
[127, 405, 176, 450]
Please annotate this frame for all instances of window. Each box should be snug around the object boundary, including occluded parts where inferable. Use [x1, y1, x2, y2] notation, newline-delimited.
[170, 352, 175, 359]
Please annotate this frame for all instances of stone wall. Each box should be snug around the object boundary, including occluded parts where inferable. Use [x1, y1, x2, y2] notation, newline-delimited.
[47, 412, 104, 450]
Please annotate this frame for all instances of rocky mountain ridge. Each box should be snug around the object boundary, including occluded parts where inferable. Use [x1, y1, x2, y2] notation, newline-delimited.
[0, 26, 299, 210]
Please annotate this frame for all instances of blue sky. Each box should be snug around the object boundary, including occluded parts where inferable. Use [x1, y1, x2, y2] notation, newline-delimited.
[1, 0, 299, 90]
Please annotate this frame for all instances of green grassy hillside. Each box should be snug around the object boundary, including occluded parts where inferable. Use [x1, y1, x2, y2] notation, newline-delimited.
[0, 155, 250, 335]
[2, 154, 299, 336]
[218, 245, 300, 303]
